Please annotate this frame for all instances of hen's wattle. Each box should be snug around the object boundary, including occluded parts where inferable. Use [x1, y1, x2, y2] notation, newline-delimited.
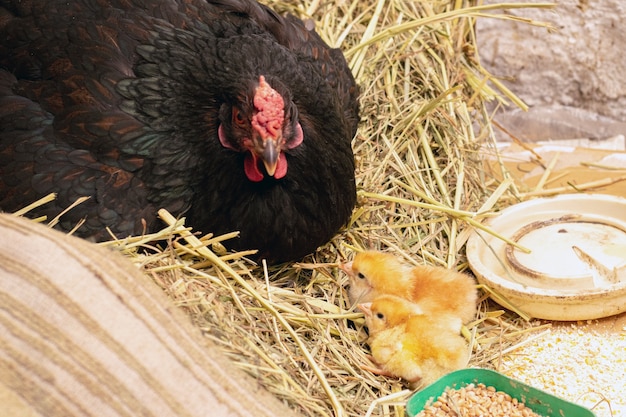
[0, 0, 360, 263]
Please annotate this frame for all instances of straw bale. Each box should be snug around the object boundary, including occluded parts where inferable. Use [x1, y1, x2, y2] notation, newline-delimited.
[0, 214, 297, 417]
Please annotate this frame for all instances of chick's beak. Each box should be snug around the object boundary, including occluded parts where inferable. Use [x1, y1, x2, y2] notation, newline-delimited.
[262, 138, 280, 176]
[358, 302, 372, 317]
[339, 261, 353, 275]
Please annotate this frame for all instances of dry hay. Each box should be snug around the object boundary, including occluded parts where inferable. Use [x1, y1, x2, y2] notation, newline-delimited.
[14, 1, 566, 416]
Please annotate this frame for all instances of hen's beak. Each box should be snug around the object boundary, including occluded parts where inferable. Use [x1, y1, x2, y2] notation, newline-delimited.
[262, 138, 280, 176]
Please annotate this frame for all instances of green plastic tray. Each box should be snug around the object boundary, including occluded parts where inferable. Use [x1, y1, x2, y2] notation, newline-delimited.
[406, 368, 596, 417]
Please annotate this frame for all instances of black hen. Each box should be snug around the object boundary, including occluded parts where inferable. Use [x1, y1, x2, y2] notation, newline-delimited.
[0, 0, 360, 263]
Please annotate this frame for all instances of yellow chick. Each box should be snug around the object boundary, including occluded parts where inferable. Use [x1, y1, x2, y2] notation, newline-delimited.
[359, 294, 469, 387]
[341, 250, 477, 330]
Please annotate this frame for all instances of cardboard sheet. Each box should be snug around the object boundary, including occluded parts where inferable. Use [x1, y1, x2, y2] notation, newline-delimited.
[485, 141, 626, 198]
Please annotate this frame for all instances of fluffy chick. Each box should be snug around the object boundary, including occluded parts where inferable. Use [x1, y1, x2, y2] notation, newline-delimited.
[359, 294, 469, 387]
[341, 251, 477, 330]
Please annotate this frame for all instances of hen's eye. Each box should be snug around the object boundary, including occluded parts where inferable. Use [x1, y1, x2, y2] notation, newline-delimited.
[233, 108, 246, 125]
[357, 272, 366, 280]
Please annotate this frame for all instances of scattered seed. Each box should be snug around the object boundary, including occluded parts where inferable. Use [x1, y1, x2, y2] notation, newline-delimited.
[501, 324, 626, 417]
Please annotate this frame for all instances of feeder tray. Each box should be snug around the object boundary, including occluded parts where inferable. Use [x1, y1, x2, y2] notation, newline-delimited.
[406, 368, 596, 417]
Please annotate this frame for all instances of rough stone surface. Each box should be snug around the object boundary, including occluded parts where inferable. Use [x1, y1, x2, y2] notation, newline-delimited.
[477, 0, 626, 141]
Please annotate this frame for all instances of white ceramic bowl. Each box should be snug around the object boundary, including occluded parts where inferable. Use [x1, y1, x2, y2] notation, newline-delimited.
[467, 194, 626, 320]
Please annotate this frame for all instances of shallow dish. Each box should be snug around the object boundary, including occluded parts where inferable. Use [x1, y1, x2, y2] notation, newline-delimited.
[466, 194, 626, 320]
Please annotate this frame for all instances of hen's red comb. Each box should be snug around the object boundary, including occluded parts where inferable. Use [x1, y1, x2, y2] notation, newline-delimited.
[251, 75, 284, 140]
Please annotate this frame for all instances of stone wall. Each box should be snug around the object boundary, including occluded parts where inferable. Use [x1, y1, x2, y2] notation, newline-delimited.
[476, 0, 626, 141]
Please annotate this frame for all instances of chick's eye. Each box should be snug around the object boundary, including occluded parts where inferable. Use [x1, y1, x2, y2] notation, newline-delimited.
[357, 272, 366, 280]
[232, 108, 246, 125]
[376, 312, 384, 320]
